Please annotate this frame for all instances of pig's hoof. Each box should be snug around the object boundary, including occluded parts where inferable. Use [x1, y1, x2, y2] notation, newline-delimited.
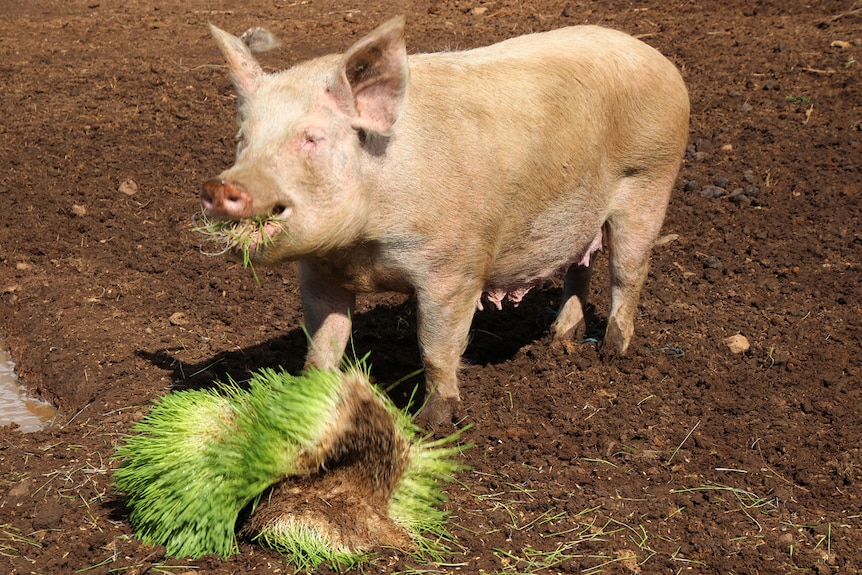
[416, 396, 462, 432]
[550, 318, 588, 356]
[603, 317, 630, 355]
[550, 311, 586, 342]
[551, 322, 586, 345]
[601, 317, 632, 362]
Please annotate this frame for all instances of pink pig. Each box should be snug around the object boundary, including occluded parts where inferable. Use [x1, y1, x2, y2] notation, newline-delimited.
[201, 16, 690, 427]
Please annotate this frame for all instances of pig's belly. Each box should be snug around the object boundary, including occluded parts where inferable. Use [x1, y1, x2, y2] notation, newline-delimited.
[479, 228, 603, 311]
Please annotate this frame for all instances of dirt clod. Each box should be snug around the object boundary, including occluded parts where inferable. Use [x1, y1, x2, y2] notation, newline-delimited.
[724, 334, 750, 354]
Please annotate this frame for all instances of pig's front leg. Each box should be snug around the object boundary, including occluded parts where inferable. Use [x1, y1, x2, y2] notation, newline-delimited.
[551, 262, 594, 343]
[299, 260, 356, 371]
[414, 280, 483, 429]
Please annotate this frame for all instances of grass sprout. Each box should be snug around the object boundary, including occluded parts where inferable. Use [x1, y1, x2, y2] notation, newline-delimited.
[0, 524, 42, 558]
[491, 513, 626, 574]
[113, 370, 348, 558]
[469, 461, 844, 575]
[493, 542, 580, 573]
[255, 517, 369, 572]
[114, 363, 469, 569]
[387, 420, 470, 561]
[191, 211, 287, 284]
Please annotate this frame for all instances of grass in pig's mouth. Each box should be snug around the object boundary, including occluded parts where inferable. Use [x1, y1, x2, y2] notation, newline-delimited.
[192, 212, 286, 284]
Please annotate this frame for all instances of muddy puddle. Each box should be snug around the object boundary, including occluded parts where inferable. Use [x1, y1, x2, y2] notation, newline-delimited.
[0, 340, 56, 432]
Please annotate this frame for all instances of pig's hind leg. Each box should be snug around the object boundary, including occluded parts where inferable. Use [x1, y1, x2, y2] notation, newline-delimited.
[602, 179, 672, 354]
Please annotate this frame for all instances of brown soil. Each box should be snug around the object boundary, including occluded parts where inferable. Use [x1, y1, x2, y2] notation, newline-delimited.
[1, 1, 860, 574]
[243, 371, 414, 554]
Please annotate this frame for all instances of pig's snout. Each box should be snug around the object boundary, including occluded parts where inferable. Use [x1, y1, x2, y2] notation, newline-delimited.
[201, 179, 253, 219]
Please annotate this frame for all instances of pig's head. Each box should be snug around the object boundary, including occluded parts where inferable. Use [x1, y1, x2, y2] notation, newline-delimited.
[200, 16, 408, 264]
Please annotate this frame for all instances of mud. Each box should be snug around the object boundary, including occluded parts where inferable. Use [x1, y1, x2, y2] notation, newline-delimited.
[0, 1, 860, 574]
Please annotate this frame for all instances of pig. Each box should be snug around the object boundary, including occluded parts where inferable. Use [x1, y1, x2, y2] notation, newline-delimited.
[200, 16, 690, 427]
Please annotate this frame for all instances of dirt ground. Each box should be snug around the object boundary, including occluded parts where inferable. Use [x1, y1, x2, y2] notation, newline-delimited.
[1, 0, 860, 573]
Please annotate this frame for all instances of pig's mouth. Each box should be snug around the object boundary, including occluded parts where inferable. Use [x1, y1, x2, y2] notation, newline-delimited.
[192, 211, 289, 262]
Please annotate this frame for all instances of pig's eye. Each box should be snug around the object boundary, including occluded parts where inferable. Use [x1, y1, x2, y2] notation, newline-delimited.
[300, 128, 325, 151]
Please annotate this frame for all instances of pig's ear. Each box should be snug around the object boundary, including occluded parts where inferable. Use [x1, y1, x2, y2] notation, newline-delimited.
[330, 16, 408, 135]
[210, 24, 264, 98]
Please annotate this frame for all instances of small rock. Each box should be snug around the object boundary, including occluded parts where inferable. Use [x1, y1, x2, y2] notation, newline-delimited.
[562, 4, 572, 17]
[705, 255, 723, 269]
[700, 186, 726, 198]
[740, 101, 754, 113]
[683, 180, 698, 193]
[742, 170, 755, 183]
[831, 40, 851, 49]
[32, 501, 65, 530]
[724, 334, 750, 354]
[119, 179, 138, 196]
[720, 143, 733, 152]
[169, 312, 188, 326]
[743, 185, 760, 198]
[729, 192, 752, 207]
[471, 6, 488, 16]
[713, 176, 731, 188]
[7, 479, 32, 499]
[71, 204, 87, 217]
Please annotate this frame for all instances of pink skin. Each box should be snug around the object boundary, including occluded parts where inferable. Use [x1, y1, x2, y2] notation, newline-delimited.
[202, 17, 690, 428]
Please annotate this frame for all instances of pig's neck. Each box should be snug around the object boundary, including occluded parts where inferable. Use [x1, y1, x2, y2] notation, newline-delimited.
[303, 242, 415, 295]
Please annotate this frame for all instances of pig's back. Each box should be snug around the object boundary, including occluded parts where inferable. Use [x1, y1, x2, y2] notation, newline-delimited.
[397, 24, 688, 188]
[406, 25, 687, 111]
